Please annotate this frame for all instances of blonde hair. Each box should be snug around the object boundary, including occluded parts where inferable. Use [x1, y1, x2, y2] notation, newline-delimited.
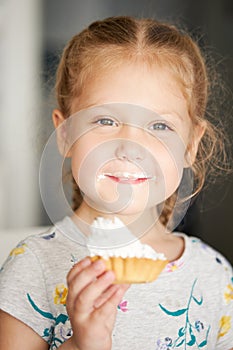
[55, 16, 230, 226]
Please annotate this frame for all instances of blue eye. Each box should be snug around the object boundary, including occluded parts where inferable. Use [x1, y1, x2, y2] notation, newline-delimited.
[94, 117, 118, 127]
[150, 122, 172, 131]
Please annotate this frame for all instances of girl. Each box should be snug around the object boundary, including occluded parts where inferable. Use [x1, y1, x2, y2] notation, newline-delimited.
[0, 16, 232, 350]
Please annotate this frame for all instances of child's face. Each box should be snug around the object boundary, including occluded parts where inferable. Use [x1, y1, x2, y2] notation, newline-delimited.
[66, 63, 193, 216]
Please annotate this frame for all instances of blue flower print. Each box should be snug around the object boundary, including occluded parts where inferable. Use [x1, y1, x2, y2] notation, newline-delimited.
[156, 337, 173, 350]
[58, 324, 73, 341]
[195, 320, 204, 333]
[42, 232, 56, 240]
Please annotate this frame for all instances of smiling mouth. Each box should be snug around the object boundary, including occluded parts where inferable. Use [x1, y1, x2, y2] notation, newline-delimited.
[99, 172, 156, 184]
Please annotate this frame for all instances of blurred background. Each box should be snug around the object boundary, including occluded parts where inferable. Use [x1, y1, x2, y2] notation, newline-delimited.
[0, 0, 232, 263]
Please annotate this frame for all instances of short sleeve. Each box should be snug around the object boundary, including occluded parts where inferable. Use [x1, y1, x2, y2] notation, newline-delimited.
[0, 239, 54, 343]
[215, 261, 233, 349]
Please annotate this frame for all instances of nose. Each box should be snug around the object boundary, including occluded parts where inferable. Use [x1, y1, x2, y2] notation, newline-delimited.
[115, 125, 146, 161]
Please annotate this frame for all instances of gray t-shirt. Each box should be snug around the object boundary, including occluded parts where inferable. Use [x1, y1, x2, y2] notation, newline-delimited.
[0, 216, 232, 349]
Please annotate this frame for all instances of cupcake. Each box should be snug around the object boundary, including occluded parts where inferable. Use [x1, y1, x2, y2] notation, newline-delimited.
[87, 217, 168, 283]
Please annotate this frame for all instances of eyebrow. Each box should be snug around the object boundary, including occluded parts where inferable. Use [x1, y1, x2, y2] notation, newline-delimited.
[75, 100, 186, 122]
[76, 100, 102, 112]
[158, 110, 185, 122]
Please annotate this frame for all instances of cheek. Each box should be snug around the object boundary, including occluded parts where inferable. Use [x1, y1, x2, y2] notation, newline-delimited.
[70, 138, 114, 196]
[71, 147, 84, 182]
[153, 140, 185, 197]
[70, 137, 96, 185]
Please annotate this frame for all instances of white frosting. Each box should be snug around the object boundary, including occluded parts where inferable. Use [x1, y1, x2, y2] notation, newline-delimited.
[87, 217, 167, 261]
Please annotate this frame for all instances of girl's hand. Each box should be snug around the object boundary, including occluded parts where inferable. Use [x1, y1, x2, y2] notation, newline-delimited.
[66, 257, 129, 350]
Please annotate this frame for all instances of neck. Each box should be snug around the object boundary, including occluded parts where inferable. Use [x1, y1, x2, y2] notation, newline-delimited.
[72, 200, 168, 240]
[71, 201, 184, 262]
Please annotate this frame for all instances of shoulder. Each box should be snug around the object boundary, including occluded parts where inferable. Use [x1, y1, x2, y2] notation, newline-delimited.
[2, 216, 83, 259]
[181, 233, 232, 284]
[0, 226, 59, 269]
[0, 222, 61, 277]
[188, 235, 231, 267]
[1, 216, 88, 275]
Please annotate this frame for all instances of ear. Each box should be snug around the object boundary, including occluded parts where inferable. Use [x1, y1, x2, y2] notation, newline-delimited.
[52, 109, 72, 157]
[184, 120, 206, 167]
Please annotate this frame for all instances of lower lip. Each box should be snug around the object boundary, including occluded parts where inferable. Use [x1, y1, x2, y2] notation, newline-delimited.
[105, 175, 150, 184]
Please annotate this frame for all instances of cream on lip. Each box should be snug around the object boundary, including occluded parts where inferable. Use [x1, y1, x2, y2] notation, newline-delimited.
[97, 172, 156, 181]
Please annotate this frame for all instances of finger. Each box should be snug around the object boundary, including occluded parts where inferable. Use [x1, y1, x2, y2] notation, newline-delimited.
[67, 259, 107, 304]
[74, 270, 116, 313]
[95, 283, 130, 309]
[67, 257, 91, 283]
[97, 284, 129, 319]
[93, 284, 121, 308]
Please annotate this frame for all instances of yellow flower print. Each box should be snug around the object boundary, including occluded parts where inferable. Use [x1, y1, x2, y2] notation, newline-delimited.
[170, 265, 178, 272]
[165, 260, 184, 273]
[218, 316, 231, 339]
[54, 284, 68, 305]
[10, 243, 27, 256]
[224, 284, 233, 304]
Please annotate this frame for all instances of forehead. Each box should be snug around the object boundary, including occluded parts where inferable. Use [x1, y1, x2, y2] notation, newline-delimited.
[72, 62, 189, 121]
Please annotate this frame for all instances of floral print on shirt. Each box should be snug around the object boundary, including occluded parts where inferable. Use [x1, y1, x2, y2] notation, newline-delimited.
[156, 279, 210, 349]
[117, 300, 128, 312]
[27, 283, 71, 349]
[217, 276, 233, 340]
[217, 316, 231, 339]
[10, 243, 27, 256]
[0, 242, 27, 272]
[53, 284, 68, 305]
[224, 280, 233, 304]
[165, 260, 184, 273]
